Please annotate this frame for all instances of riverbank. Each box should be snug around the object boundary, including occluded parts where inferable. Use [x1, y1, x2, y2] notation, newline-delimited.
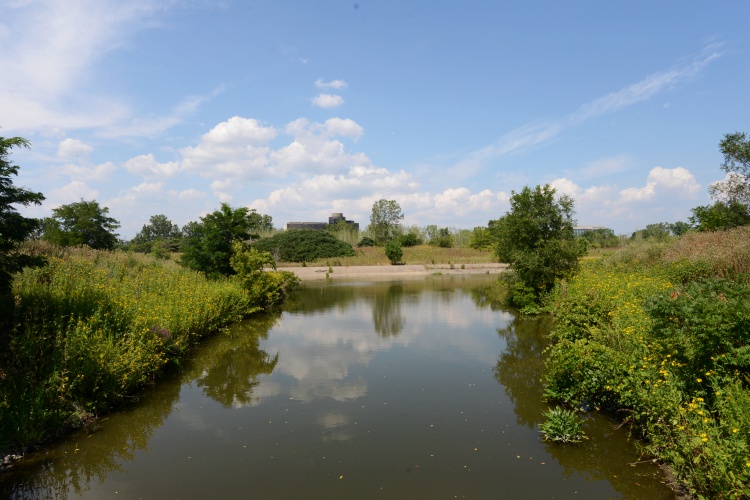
[277, 262, 508, 281]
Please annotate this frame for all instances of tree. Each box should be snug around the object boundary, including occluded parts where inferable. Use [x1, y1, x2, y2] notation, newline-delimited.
[670, 221, 692, 236]
[429, 227, 454, 248]
[41, 199, 120, 250]
[493, 184, 581, 309]
[468, 224, 495, 251]
[0, 137, 45, 295]
[130, 214, 182, 253]
[369, 199, 404, 245]
[384, 240, 403, 265]
[690, 201, 750, 232]
[690, 132, 750, 231]
[180, 203, 258, 277]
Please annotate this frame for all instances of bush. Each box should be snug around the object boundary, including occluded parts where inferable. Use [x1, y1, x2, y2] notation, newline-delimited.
[385, 240, 403, 265]
[252, 229, 355, 263]
[543, 235, 750, 498]
[357, 236, 376, 247]
[399, 232, 422, 247]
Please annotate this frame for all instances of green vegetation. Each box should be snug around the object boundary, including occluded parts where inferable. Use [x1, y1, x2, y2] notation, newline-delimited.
[539, 407, 586, 443]
[40, 199, 120, 250]
[492, 184, 583, 311]
[0, 242, 296, 453]
[0, 137, 46, 295]
[384, 240, 403, 265]
[277, 244, 494, 267]
[128, 214, 183, 253]
[369, 199, 404, 244]
[252, 229, 356, 263]
[180, 203, 270, 278]
[543, 226, 750, 498]
[424, 224, 454, 248]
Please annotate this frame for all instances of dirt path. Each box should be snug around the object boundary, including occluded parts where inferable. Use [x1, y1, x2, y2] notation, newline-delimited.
[277, 263, 508, 281]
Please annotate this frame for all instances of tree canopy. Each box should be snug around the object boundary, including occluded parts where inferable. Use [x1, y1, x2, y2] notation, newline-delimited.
[41, 199, 120, 250]
[694, 132, 750, 231]
[0, 137, 46, 295]
[493, 184, 581, 309]
[179, 203, 264, 277]
[368, 199, 404, 245]
[251, 229, 355, 263]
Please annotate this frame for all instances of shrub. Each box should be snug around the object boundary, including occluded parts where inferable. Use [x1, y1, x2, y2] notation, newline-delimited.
[252, 229, 355, 263]
[385, 240, 403, 265]
[399, 232, 422, 247]
[357, 236, 376, 247]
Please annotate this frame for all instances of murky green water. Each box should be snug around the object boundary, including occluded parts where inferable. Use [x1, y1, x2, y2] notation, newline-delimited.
[2, 275, 673, 499]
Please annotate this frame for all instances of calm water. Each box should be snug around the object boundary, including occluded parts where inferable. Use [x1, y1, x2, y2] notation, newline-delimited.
[2, 275, 673, 499]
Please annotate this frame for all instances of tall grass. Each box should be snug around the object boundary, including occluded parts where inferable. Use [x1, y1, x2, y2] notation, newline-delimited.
[1, 242, 261, 452]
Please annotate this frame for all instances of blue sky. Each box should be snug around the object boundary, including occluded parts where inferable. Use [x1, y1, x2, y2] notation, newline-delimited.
[3, 0, 749, 238]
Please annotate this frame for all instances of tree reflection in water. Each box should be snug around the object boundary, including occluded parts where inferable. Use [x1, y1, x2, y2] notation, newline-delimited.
[192, 314, 280, 407]
[372, 283, 405, 337]
[494, 315, 551, 429]
[492, 304, 672, 499]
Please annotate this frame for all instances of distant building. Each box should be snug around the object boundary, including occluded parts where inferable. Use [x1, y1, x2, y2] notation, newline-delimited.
[574, 226, 613, 237]
[286, 213, 359, 231]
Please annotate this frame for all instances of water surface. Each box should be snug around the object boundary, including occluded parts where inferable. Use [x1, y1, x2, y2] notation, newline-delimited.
[2, 275, 673, 499]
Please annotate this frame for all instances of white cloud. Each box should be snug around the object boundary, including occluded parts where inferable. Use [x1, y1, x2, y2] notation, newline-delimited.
[59, 161, 117, 181]
[47, 181, 99, 206]
[123, 154, 179, 178]
[456, 43, 723, 173]
[620, 166, 700, 202]
[320, 118, 363, 140]
[181, 116, 276, 178]
[0, 0, 169, 133]
[312, 93, 345, 108]
[315, 78, 348, 90]
[56, 138, 93, 159]
[571, 43, 722, 124]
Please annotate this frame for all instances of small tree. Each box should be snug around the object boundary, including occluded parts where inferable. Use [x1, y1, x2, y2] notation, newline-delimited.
[180, 203, 258, 277]
[384, 240, 403, 265]
[41, 199, 120, 250]
[0, 137, 45, 295]
[493, 184, 581, 309]
[369, 199, 404, 245]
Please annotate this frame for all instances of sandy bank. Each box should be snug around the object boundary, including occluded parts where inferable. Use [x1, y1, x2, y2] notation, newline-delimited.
[276, 263, 508, 281]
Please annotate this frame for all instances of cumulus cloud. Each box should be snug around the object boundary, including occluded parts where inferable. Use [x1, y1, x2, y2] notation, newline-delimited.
[47, 181, 99, 206]
[547, 166, 701, 231]
[123, 154, 179, 178]
[312, 93, 345, 108]
[619, 166, 700, 202]
[180, 116, 276, 179]
[57, 138, 93, 159]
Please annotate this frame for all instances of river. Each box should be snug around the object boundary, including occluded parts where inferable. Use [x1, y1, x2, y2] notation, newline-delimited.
[1, 274, 673, 499]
